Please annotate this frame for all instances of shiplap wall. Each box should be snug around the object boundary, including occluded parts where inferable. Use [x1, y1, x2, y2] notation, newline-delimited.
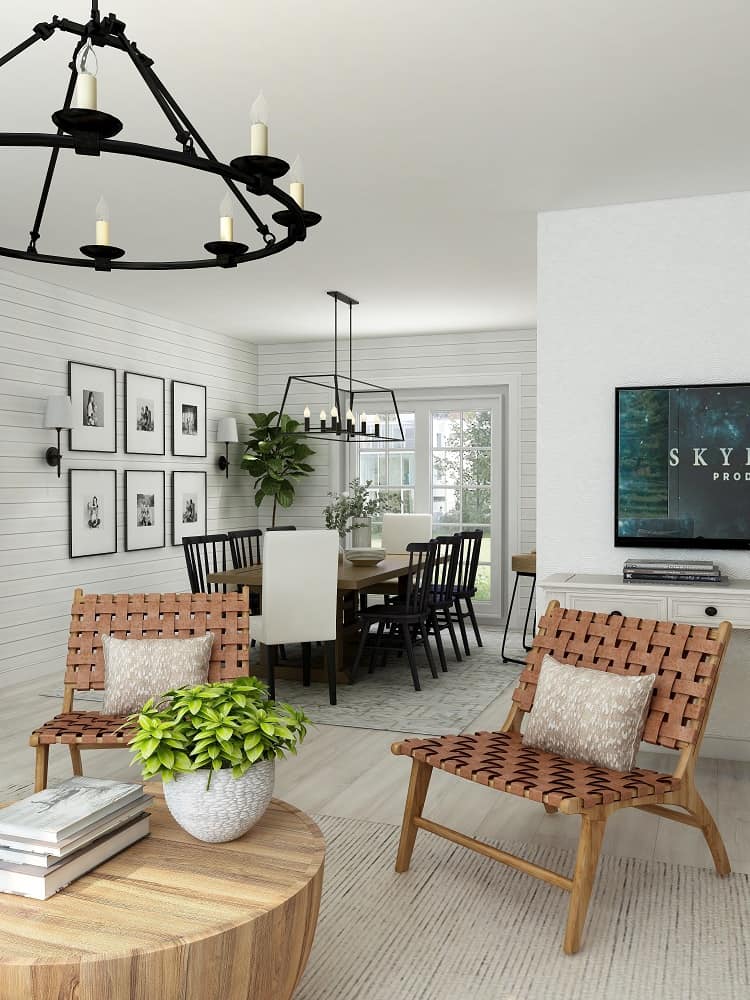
[0, 267, 258, 683]
[257, 329, 537, 615]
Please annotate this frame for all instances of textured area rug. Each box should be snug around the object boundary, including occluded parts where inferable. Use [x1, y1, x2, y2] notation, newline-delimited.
[298, 814, 750, 1000]
[274, 628, 521, 733]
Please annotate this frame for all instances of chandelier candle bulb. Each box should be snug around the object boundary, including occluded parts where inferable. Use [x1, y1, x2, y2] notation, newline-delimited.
[374, 418, 380, 437]
[289, 155, 305, 208]
[95, 196, 110, 246]
[219, 193, 233, 242]
[303, 406, 311, 432]
[320, 409, 326, 432]
[346, 409, 354, 433]
[330, 405, 339, 433]
[250, 92, 269, 156]
[360, 412, 367, 435]
[73, 42, 98, 110]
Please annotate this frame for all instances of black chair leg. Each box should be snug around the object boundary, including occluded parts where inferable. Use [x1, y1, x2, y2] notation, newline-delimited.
[444, 608, 462, 662]
[301, 642, 312, 687]
[261, 643, 275, 700]
[369, 620, 386, 674]
[430, 612, 448, 672]
[419, 620, 438, 679]
[351, 621, 370, 680]
[455, 597, 471, 656]
[402, 624, 421, 691]
[465, 596, 483, 647]
[324, 640, 337, 705]
[279, 644, 288, 661]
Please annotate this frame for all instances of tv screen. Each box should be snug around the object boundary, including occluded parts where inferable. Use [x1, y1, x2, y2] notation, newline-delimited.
[615, 383, 750, 549]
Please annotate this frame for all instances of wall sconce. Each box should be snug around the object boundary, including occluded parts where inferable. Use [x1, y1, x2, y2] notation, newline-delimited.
[43, 395, 73, 477]
[217, 417, 239, 478]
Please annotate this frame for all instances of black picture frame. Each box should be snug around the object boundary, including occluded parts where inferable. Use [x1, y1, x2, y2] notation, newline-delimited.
[172, 470, 208, 545]
[69, 468, 118, 558]
[124, 371, 166, 455]
[68, 360, 117, 453]
[615, 381, 750, 550]
[171, 380, 207, 457]
[125, 469, 166, 551]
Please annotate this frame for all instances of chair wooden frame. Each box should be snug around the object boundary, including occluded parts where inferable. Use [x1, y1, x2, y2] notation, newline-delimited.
[392, 601, 732, 953]
[29, 588, 250, 791]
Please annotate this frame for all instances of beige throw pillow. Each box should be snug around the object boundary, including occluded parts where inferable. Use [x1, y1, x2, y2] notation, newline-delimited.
[522, 654, 656, 772]
[101, 633, 214, 715]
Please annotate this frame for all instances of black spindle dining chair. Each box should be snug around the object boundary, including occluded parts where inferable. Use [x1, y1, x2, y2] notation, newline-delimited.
[183, 534, 231, 594]
[451, 529, 484, 654]
[427, 534, 463, 669]
[228, 528, 262, 570]
[352, 540, 438, 691]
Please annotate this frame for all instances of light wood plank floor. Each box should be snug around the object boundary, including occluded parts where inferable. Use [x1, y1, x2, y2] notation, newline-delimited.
[4, 666, 749, 875]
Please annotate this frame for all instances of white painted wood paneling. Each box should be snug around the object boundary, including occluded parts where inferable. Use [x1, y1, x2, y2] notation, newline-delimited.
[0, 267, 258, 682]
[256, 329, 537, 617]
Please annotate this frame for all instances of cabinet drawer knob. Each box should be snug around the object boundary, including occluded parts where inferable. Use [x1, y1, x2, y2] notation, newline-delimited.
[610, 610, 623, 616]
[704, 606, 718, 617]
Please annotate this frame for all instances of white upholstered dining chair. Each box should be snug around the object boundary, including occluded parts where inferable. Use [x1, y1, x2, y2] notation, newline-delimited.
[381, 513, 433, 553]
[253, 529, 340, 704]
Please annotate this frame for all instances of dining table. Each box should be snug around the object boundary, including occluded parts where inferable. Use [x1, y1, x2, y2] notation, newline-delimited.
[208, 554, 415, 683]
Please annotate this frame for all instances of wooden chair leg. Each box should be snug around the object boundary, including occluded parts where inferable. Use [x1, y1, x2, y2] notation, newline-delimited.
[444, 608, 462, 661]
[543, 803, 557, 814]
[395, 759, 432, 873]
[351, 621, 370, 680]
[69, 745, 83, 777]
[368, 620, 386, 674]
[324, 640, 337, 706]
[430, 611, 448, 672]
[34, 744, 49, 792]
[419, 621, 439, 679]
[687, 789, 731, 875]
[402, 623, 421, 692]
[465, 596, 483, 647]
[301, 642, 312, 687]
[564, 816, 606, 954]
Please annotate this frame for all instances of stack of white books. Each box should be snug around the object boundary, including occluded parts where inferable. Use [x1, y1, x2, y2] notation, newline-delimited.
[0, 777, 151, 900]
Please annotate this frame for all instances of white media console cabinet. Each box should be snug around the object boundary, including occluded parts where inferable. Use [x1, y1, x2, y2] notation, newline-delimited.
[541, 573, 750, 762]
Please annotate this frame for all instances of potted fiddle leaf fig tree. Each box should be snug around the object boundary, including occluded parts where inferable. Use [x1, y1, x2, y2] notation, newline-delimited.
[241, 411, 316, 527]
[127, 676, 308, 843]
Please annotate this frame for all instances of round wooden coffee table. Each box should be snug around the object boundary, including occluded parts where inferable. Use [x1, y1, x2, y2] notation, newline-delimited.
[0, 796, 325, 1000]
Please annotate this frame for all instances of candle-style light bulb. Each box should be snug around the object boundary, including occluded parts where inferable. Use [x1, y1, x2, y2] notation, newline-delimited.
[250, 92, 269, 156]
[74, 41, 98, 111]
[303, 406, 311, 431]
[289, 155, 305, 208]
[219, 193, 233, 242]
[330, 405, 338, 419]
[360, 412, 367, 434]
[319, 409, 326, 431]
[346, 408, 354, 433]
[95, 195, 110, 246]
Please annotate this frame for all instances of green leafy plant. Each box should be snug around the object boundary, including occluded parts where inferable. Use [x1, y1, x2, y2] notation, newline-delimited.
[240, 411, 315, 527]
[323, 478, 400, 537]
[127, 676, 309, 789]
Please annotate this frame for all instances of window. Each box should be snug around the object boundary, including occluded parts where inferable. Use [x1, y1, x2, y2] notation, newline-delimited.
[431, 409, 493, 601]
[358, 412, 415, 546]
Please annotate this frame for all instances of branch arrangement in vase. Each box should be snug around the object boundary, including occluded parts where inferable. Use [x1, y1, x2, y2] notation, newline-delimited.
[323, 478, 401, 542]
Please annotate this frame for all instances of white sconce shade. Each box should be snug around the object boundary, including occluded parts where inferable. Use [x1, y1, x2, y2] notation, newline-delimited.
[43, 395, 73, 429]
[217, 416, 239, 443]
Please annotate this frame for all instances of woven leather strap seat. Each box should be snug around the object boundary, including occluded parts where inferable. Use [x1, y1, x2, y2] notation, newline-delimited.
[32, 712, 132, 747]
[393, 731, 679, 812]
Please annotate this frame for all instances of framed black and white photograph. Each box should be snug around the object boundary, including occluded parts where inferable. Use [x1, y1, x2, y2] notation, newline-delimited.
[68, 361, 117, 453]
[171, 380, 207, 457]
[125, 372, 165, 455]
[125, 469, 165, 551]
[172, 470, 207, 545]
[69, 469, 118, 558]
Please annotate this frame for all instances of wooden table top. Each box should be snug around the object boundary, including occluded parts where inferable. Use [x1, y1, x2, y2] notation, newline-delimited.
[0, 796, 325, 967]
[209, 552, 413, 592]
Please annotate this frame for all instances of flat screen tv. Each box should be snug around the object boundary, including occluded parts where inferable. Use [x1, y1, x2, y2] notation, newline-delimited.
[615, 383, 750, 549]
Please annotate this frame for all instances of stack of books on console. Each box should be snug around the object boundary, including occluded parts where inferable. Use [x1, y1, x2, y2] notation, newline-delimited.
[623, 558, 722, 584]
[0, 776, 150, 900]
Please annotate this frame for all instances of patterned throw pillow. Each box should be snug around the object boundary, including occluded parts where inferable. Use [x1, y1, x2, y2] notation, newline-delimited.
[101, 633, 214, 715]
[522, 654, 656, 772]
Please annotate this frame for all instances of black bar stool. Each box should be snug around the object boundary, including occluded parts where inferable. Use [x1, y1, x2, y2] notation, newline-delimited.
[501, 550, 536, 665]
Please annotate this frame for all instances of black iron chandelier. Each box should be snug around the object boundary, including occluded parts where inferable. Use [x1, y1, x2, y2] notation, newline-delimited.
[0, 2, 321, 271]
[277, 291, 405, 443]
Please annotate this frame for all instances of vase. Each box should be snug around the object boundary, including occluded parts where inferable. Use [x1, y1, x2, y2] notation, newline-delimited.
[350, 516, 372, 548]
[162, 760, 275, 843]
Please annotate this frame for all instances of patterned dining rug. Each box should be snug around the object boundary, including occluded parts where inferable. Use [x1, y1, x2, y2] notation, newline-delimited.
[298, 813, 750, 1000]
[273, 628, 522, 734]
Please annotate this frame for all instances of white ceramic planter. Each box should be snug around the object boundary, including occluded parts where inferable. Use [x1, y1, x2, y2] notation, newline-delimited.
[162, 760, 275, 843]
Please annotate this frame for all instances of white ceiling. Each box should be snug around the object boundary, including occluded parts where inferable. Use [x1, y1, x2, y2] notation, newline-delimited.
[2, 0, 750, 341]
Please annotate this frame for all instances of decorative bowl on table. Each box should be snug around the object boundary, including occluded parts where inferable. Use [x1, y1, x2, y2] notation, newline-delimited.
[345, 548, 386, 566]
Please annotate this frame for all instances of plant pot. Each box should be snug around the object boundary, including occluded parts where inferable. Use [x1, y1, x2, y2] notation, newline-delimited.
[162, 760, 275, 843]
[350, 516, 372, 548]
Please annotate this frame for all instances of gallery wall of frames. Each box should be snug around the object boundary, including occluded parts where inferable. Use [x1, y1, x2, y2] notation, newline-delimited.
[67, 361, 214, 557]
[0, 265, 258, 684]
